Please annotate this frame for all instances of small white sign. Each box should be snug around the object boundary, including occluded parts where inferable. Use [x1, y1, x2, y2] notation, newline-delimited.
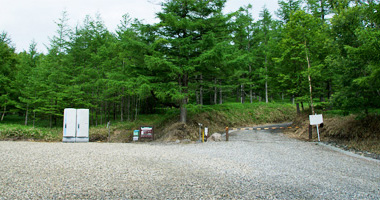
[309, 114, 323, 125]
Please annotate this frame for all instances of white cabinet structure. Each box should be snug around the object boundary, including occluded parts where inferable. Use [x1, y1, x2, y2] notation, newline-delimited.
[63, 108, 89, 142]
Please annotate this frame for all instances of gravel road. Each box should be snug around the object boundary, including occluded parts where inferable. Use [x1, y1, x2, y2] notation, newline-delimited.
[1, 129, 379, 199]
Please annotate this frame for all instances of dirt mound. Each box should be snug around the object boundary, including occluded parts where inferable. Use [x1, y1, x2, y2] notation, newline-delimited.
[323, 115, 380, 140]
[158, 111, 229, 142]
[158, 122, 198, 141]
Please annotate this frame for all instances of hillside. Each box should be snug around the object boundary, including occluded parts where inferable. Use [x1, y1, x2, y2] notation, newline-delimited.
[0, 102, 296, 142]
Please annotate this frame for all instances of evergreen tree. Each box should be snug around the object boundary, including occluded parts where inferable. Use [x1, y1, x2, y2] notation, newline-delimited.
[0, 32, 17, 121]
[147, 0, 227, 123]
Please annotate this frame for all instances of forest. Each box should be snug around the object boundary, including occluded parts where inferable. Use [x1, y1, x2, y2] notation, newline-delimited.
[0, 0, 379, 128]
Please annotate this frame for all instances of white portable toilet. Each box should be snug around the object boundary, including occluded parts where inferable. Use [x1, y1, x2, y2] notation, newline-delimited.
[75, 109, 89, 142]
[63, 108, 89, 143]
[63, 108, 77, 142]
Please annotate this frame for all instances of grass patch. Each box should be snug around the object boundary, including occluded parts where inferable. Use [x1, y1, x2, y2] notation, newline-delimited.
[0, 124, 61, 141]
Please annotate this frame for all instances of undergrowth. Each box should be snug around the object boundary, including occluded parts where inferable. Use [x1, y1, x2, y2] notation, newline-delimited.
[0, 124, 61, 141]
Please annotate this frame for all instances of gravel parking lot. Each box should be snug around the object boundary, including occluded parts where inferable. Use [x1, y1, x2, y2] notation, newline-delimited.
[1, 129, 379, 199]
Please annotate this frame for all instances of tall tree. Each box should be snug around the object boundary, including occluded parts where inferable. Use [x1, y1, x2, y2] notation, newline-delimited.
[0, 32, 17, 121]
[14, 40, 40, 125]
[147, 0, 227, 123]
[276, 10, 327, 114]
[230, 5, 255, 104]
[258, 7, 274, 103]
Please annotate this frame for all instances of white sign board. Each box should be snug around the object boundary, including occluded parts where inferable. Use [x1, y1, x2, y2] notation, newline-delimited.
[309, 114, 323, 125]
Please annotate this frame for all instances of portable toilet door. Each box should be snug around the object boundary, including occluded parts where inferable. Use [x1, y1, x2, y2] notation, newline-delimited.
[75, 109, 89, 142]
[63, 108, 77, 142]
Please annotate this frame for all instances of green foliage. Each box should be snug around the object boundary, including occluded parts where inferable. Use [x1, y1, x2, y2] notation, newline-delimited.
[1, 1, 379, 128]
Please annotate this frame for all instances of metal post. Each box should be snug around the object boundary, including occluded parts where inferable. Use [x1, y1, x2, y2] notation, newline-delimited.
[202, 129, 204, 143]
[316, 125, 320, 142]
[226, 127, 229, 141]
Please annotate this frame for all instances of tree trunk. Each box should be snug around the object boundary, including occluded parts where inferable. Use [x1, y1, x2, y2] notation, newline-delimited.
[214, 78, 217, 105]
[49, 114, 52, 128]
[135, 96, 138, 121]
[296, 103, 301, 115]
[236, 87, 239, 102]
[241, 84, 245, 104]
[327, 80, 332, 100]
[265, 54, 269, 103]
[196, 90, 199, 105]
[320, 0, 325, 21]
[305, 40, 315, 115]
[25, 103, 29, 126]
[200, 74, 203, 106]
[180, 73, 188, 123]
[127, 95, 130, 121]
[180, 97, 187, 123]
[101, 102, 104, 125]
[121, 89, 124, 122]
[33, 111, 35, 128]
[219, 81, 223, 104]
[54, 99, 57, 126]
[249, 64, 253, 104]
[292, 95, 295, 104]
[1, 105, 6, 121]
[113, 101, 116, 121]
[95, 108, 98, 126]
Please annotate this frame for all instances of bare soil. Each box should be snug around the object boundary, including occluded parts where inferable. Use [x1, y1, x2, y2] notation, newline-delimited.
[283, 113, 380, 155]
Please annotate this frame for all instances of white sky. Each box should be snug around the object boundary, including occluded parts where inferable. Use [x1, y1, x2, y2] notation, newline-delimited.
[0, 0, 279, 53]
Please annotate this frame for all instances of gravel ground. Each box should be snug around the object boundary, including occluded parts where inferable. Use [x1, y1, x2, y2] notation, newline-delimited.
[1, 129, 380, 199]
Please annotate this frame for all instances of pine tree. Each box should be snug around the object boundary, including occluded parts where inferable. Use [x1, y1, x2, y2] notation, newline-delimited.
[147, 0, 228, 123]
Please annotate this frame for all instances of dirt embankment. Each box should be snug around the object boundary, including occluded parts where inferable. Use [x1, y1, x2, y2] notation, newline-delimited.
[284, 113, 380, 154]
[156, 112, 229, 142]
[156, 106, 296, 142]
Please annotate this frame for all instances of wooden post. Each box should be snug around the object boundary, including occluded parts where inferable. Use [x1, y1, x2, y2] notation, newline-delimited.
[308, 124, 312, 140]
[107, 121, 111, 142]
[226, 127, 229, 141]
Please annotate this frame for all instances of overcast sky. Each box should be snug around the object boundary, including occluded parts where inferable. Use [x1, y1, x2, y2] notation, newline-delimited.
[0, 0, 279, 53]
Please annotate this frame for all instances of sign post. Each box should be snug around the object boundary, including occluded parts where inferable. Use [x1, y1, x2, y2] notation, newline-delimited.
[309, 114, 323, 142]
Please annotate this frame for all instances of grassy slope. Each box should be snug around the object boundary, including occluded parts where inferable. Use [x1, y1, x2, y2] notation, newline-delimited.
[1, 103, 378, 155]
[0, 102, 296, 142]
